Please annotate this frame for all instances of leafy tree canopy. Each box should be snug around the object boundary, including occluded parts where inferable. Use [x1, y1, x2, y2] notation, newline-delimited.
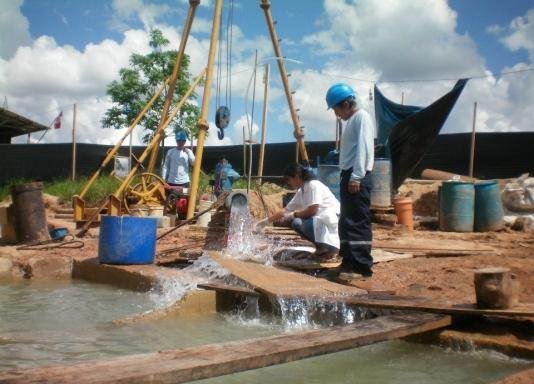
[102, 29, 200, 144]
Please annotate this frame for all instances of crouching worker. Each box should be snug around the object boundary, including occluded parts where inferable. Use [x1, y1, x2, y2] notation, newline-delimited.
[265, 163, 340, 260]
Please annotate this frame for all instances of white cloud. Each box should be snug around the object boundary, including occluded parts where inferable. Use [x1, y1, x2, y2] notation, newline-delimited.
[110, 0, 173, 30]
[53, 9, 68, 25]
[294, 0, 534, 137]
[3, 0, 534, 153]
[0, 0, 31, 59]
[499, 9, 534, 62]
[2, 28, 152, 145]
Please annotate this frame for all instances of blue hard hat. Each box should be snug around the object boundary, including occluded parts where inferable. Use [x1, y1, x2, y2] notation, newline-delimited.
[325, 83, 356, 109]
[175, 130, 188, 141]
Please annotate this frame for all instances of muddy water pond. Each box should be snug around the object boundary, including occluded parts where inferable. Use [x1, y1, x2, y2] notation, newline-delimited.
[0, 279, 531, 383]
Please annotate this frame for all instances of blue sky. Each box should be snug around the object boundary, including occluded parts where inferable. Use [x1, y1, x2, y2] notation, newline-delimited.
[1, 0, 533, 147]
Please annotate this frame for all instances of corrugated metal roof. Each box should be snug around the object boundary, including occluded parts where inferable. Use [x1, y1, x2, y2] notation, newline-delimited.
[0, 107, 48, 143]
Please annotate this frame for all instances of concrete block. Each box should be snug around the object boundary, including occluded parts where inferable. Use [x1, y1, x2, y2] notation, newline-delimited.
[0, 257, 12, 274]
[21, 256, 73, 278]
[175, 290, 217, 315]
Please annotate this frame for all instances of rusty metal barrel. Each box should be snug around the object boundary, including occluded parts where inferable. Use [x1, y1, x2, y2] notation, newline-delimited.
[11, 182, 50, 243]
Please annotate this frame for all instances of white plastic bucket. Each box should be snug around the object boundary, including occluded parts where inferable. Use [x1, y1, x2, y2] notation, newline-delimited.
[148, 205, 164, 217]
[197, 200, 213, 227]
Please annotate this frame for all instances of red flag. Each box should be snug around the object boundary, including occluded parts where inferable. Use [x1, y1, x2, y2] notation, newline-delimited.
[53, 111, 63, 129]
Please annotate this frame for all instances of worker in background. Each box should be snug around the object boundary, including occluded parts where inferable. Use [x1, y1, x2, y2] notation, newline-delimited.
[325, 83, 375, 280]
[162, 130, 195, 188]
[214, 157, 240, 197]
[258, 163, 340, 261]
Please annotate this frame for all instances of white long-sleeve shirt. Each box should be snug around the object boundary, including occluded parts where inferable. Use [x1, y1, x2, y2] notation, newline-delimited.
[285, 179, 340, 249]
[161, 147, 195, 184]
[339, 109, 375, 180]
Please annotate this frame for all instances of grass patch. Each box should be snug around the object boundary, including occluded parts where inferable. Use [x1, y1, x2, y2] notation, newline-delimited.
[46, 177, 121, 205]
[0, 172, 281, 206]
[0, 176, 121, 206]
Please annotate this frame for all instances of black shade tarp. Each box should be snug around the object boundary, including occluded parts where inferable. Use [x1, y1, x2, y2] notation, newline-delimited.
[374, 79, 468, 190]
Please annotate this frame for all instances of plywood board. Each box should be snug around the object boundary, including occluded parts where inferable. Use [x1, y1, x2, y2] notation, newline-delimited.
[207, 251, 366, 297]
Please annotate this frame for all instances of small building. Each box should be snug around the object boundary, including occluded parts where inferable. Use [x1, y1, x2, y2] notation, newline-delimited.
[0, 107, 48, 144]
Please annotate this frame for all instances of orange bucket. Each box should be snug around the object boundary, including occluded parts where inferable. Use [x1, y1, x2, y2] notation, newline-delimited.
[393, 197, 414, 230]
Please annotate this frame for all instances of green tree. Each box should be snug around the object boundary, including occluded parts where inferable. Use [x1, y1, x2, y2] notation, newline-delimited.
[101, 29, 200, 143]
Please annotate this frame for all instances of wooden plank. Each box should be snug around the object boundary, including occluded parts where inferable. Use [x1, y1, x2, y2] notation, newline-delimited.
[0, 313, 451, 384]
[276, 259, 341, 270]
[372, 249, 413, 263]
[207, 251, 366, 297]
[373, 238, 494, 254]
[335, 296, 534, 318]
[198, 282, 259, 296]
[276, 249, 411, 271]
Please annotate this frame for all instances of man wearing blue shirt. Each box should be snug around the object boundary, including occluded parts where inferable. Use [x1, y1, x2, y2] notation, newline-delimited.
[162, 130, 195, 188]
[325, 83, 375, 279]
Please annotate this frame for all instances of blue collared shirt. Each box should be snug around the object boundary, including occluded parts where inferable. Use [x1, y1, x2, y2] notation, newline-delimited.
[339, 109, 375, 180]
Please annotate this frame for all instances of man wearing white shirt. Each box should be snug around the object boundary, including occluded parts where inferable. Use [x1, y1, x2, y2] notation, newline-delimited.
[162, 130, 195, 188]
[325, 83, 375, 279]
[267, 164, 340, 259]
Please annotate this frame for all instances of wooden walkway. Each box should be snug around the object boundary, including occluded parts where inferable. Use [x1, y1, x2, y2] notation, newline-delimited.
[335, 296, 534, 318]
[0, 313, 451, 384]
[207, 251, 366, 297]
[207, 252, 533, 318]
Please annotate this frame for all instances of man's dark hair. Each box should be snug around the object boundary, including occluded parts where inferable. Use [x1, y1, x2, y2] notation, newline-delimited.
[283, 163, 316, 182]
[336, 95, 357, 109]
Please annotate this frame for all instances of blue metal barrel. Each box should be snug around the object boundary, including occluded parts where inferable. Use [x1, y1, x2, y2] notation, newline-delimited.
[98, 216, 157, 264]
[439, 181, 475, 232]
[371, 158, 392, 207]
[474, 180, 504, 231]
[318, 164, 340, 200]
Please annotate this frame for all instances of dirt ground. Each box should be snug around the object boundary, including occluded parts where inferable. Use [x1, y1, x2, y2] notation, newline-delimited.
[20, 183, 532, 306]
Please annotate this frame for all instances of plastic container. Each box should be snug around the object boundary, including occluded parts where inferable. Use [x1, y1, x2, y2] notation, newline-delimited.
[98, 215, 157, 264]
[197, 199, 213, 227]
[49, 227, 68, 241]
[11, 182, 50, 243]
[439, 181, 475, 232]
[474, 180, 504, 231]
[371, 158, 392, 207]
[393, 197, 413, 230]
[148, 205, 164, 217]
[318, 164, 340, 200]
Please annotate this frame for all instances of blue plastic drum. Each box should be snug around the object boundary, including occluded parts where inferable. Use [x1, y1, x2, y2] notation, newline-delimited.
[98, 215, 157, 265]
[318, 164, 340, 200]
[474, 180, 504, 231]
[439, 181, 475, 232]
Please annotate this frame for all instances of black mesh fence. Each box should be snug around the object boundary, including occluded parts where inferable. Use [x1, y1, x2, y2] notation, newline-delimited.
[1, 132, 533, 186]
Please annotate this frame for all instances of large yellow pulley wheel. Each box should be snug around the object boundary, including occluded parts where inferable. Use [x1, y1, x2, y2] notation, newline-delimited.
[123, 172, 166, 213]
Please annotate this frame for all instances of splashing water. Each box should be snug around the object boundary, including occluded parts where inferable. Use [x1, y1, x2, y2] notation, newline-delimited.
[225, 199, 256, 255]
[148, 254, 229, 309]
[275, 296, 373, 331]
[224, 198, 289, 265]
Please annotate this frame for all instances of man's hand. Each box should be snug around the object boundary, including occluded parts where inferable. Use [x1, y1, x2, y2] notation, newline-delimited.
[348, 179, 361, 194]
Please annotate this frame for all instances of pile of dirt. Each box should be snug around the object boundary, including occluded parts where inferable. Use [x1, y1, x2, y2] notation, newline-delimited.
[398, 181, 440, 217]
[247, 189, 288, 219]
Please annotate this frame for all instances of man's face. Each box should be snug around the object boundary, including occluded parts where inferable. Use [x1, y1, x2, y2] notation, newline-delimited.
[176, 140, 186, 149]
[284, 175, 301, 190]
[333, 104, 351, 121]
